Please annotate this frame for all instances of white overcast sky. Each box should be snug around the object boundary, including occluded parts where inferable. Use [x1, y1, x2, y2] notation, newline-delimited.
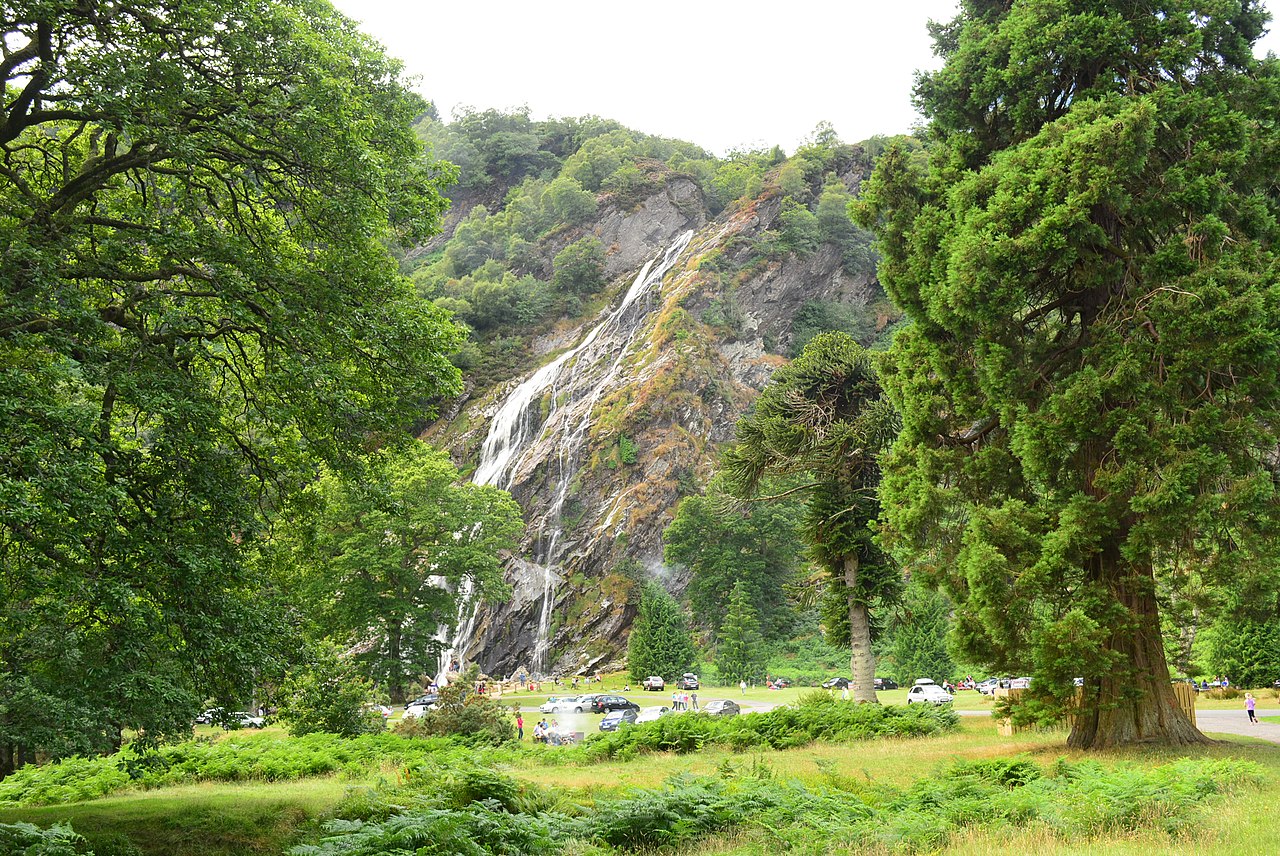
[331, 1, 1280, 156]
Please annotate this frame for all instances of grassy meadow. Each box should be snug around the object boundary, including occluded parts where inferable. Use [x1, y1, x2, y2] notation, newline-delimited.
[2, 702, 1277, 855]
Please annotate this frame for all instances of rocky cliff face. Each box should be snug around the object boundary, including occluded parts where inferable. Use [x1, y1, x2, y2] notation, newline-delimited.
[432, 169, 884, 677]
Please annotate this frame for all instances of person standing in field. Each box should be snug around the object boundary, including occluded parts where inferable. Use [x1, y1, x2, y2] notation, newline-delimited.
[740, 680, 746, 695]
[516, 712, 524, 739]
[1246, 692, 1257, 723]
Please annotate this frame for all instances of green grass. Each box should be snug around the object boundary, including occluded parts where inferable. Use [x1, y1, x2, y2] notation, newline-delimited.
[0, 777, 356, 856]
[3, 710, 1278, 854]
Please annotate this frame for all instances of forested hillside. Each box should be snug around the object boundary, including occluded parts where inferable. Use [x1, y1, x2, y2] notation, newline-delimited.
[401, 108, 900, 675]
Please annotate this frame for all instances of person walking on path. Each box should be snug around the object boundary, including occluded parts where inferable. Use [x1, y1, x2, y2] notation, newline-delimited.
[516, 712, 524, 740]
[1246, 693, 1258, 723]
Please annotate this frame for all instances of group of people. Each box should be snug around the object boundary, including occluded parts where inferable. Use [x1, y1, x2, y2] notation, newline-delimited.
[671, 691, 698, 711]
[529, 717, 575, 745]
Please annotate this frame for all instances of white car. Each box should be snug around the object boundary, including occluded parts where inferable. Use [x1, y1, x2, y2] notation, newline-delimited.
[231, 711, 265, 728]
[636, 706, 671, 723]
[540, 695, 589, 714]
[906, 679, 954, 705]
[403, 694, 439, 718]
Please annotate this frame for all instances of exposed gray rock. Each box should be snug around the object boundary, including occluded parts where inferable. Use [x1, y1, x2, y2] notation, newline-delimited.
[597, 178, 706, 277]
[445, 178, 885, 677]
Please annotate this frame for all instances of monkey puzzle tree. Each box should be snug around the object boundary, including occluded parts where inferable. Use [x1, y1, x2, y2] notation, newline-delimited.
[858, 0, 1280, 748]
[723, 332, 899, 703]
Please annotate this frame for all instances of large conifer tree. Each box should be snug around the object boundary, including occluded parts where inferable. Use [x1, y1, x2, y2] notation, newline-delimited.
[860, 0, 1280, 747]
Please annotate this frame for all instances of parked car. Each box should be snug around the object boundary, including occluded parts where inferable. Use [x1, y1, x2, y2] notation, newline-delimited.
[636, 706, 671, 723]
[599, 709, 639, 731]
[874, 677, 899, 690]
[676, 672, 700, 690]
[822, 677, 850, 690]
[196, 708, 264, 728]
[975, 678, 999, 695]
[540, 695, 581, 714]
[194, 707, 223, 725]
[591, 695, 640, 714]
[1009, 677, 1032, 689]
[642, 676, 665, 691]
[403, 693, 439, 718]
[568, 694, 601, 713]
[703, 699, 741, 717]
[906, 679, 954, 705]
[230, 711, 265, 728]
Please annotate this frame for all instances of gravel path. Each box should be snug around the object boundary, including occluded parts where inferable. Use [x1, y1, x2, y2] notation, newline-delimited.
[956, 706, 1280, 745]
[513, 698, 1280, 745]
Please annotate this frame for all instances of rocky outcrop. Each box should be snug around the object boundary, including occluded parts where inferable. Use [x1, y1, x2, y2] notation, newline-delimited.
[596, 177, 706, 277]
[443, 181, 886, 677]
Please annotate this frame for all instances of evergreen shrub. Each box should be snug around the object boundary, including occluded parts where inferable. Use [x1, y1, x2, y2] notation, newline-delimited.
[580, 693, 957, 761]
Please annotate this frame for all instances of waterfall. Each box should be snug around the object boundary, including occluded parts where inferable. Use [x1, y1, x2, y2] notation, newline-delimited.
[444, 230, 694, 675]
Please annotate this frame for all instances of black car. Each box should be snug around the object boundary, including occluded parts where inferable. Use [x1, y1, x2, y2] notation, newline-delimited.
[874, 678, 898, 690]
[590, 695, 640, 714]
[599, 709, 639, 731]
[676, 673, 700, 690]
[822, 677, 850, 690]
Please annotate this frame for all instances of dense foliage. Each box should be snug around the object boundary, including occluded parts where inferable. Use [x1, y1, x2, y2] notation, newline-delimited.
[581, 693, 957, 761]
[662, 475, 805, 643]
[286, 445, 522, 703]
[0, 0, 464, 775]
[276, 645, 384, 739]
[293, 753, 1257, 855]
[714, 580, 767, 685]
[0, 733, 473, 807]
[860, 0, 1280, 748]
[392, 668, 515, 746]
[886, 582, 957, 686]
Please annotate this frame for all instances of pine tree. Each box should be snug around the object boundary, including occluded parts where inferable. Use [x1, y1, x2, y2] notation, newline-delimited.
[627, 583, 697, 681]
[888, 583, 955, 686]
[715, 581, 766, 685]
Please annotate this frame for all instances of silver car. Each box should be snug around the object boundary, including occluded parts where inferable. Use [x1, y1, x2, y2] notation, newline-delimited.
[702, 699, 740, 717]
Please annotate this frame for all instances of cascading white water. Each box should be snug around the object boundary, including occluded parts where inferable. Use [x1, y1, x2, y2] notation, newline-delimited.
[444, 230, 694, 675]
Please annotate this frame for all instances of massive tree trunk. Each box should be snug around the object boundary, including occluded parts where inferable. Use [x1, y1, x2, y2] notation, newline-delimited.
[1068, 551, 1209, 749]
[845, 555, 878, 703]
[388, 621, 405, 705]
[0, 742, 15, 781]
